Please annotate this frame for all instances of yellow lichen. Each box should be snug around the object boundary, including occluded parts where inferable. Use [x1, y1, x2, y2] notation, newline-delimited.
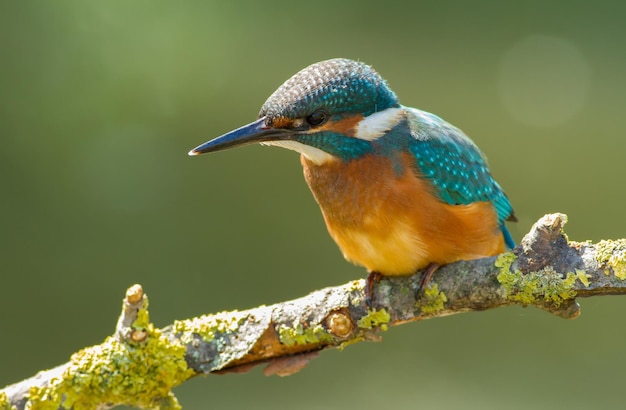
[348, 280, 365, 292]
[23, 293, 194, 410]
[25, 387, 59, 410]
[132, 295, 151, 331]
[356, 308, 391, 331]
[418, 284, 448, 314]
[173, 310, 247, 344]
[337, 336, 365, 351]
[278, 322, 334, 346]
[495, 252, 517, 273]
[496, 252, 577, 306]
[347, 280, 366, 306]
[594, 239, 626, 280]
[0, 392, 16, 410]
[576, 269, 591, 287]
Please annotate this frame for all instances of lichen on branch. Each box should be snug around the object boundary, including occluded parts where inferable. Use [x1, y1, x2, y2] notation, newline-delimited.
[3, 213, 626, 409]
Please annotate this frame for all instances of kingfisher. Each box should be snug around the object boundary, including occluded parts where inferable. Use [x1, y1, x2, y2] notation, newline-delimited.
[189, 58, 516, 296]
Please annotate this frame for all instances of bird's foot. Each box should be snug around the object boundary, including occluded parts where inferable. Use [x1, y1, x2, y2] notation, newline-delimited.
[365, 271, 382, 308]
[415, 262, 440, 299]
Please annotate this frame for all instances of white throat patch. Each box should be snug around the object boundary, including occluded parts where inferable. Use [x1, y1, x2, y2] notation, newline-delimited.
[354, 106, 405, 141]
[260, 140, 335, 165]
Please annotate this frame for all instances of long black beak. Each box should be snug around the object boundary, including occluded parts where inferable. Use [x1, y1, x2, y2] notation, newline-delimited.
[188, 117, 292, 156]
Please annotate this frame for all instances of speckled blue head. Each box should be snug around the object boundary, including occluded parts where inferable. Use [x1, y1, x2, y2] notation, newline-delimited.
[189, 59, 401, 163]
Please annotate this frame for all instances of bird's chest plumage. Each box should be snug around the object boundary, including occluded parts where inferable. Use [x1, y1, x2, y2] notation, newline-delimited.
[301, 154, 431, 275]
[303, 155, 391, 226]
[301, 153, 504, 275]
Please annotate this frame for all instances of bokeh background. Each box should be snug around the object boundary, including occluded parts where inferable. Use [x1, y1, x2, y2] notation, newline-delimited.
[2, 1, 626, 408]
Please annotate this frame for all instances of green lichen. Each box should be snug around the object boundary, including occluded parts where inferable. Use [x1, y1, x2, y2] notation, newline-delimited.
[356, 308, 390, 331]
[23, 295, 194, 410]
[594, 239, 626, 280]
[173, 310, 247, 344]
[496, 252, 577, 306]
[278, 322, 334, 346]
[418, 284, 448, 314]
[0, 392, 16, 410]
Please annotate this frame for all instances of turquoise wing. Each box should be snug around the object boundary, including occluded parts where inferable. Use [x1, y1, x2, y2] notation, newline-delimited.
[405, 107, 516, 244]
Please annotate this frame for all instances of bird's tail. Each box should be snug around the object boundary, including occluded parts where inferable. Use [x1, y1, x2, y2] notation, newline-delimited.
[501, 225, 515, 250]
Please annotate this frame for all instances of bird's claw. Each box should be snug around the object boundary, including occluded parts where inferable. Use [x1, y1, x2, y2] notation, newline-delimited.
[415, 262, 440, 299]
[365, 271, 382, 308]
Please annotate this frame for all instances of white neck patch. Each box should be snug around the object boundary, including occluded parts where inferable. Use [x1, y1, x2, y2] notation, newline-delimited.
[260, 140, 335, 165]
[354, 106, 405, 141]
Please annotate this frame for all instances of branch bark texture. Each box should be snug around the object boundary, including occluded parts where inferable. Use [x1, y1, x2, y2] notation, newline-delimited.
[2, 213, 626, 409]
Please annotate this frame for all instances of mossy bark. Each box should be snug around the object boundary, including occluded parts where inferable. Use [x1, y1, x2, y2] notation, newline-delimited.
[3, 214, 626, 409]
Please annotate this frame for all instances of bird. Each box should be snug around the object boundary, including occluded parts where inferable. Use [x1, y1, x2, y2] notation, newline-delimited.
[189, 58, 516, 298]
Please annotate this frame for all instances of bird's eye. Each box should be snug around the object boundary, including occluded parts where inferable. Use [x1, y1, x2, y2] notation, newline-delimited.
[306, 111, 327, 127]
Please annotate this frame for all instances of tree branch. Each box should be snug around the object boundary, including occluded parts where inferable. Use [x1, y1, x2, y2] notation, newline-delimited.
[2, 213, 626, 409]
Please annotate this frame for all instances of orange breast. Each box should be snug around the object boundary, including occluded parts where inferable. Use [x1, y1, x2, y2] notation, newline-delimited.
[301, 153, 504, 276]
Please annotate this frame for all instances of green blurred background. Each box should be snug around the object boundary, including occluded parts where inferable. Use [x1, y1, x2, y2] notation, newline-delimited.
[2, 1, 625, 408]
